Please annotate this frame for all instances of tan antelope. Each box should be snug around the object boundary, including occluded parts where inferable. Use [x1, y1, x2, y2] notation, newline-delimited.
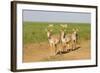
[60, 24, 72, 52]
[71, 28, 79, 50]
[46, 24, 60, 56]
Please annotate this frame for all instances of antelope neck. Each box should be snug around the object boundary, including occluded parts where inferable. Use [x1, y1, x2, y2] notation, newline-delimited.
[61, 32, 66, 39]
[47, 31, 52, 39]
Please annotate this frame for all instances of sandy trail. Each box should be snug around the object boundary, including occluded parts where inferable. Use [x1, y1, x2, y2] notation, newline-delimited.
[23, 40, 90, 62]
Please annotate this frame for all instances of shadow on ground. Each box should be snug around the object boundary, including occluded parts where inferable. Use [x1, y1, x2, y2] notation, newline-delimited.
[57, 46, 81, 55]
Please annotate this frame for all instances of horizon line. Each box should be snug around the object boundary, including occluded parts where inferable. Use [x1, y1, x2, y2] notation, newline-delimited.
[23, 21, 91, 24]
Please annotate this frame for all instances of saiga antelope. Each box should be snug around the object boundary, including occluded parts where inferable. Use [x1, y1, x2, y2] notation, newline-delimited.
[60, 24, 72, 52]
[46, 24, 60, 56]
[71, 28, 79, 50]
[60, 29, 72, 52]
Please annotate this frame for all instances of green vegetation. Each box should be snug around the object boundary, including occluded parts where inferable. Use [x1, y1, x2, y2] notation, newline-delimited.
[23, 22, 91, 44]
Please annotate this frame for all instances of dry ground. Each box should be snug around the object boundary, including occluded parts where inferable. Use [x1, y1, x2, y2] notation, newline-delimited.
[23, 40, 91, 63]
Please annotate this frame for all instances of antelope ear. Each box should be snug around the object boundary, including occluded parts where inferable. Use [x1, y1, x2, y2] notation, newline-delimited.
[48, 24, 54, 27]
[60, 24, 68, 28]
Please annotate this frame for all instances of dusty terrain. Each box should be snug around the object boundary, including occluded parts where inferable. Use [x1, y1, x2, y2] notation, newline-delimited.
[23, 40, 91, 63]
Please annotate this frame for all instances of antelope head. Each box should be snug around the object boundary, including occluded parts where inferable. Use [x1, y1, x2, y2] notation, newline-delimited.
[60, 24, 68, 39]
[72, 28, 79, 34]
[45, 24, 54, 39]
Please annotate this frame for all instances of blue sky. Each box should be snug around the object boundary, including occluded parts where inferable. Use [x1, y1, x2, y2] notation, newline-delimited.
[23, 10, 91, 23]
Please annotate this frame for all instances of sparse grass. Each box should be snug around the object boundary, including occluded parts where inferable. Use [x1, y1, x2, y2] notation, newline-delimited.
[23, 22, 91, 44]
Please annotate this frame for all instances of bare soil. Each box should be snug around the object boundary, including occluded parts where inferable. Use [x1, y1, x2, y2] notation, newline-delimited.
[23, 40, 91, 63]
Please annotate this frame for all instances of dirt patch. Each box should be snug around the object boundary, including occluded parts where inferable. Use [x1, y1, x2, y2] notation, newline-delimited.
[23, 40, 91, 62]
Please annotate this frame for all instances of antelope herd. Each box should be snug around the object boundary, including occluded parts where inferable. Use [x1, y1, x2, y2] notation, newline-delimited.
[46, 24, 79, 56]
